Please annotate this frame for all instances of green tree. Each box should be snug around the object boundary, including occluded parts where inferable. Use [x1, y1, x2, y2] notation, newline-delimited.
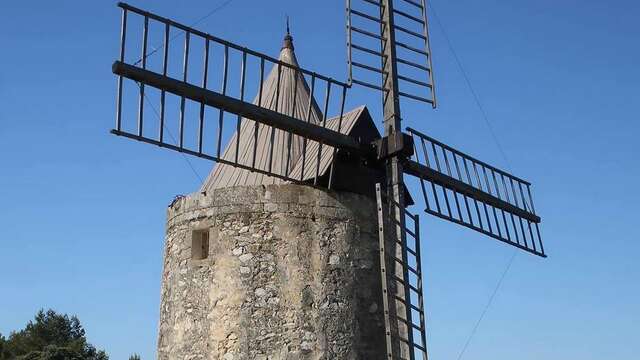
[0, 334, 9, 359]
[129, 354, 141, 360]
[0, 309, 108, 360]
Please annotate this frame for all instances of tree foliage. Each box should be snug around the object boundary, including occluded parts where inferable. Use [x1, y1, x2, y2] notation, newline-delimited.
[0, 309, 108, 360]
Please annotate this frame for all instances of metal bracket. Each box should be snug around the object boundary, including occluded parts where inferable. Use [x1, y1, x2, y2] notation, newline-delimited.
[375, 132, 415, 160]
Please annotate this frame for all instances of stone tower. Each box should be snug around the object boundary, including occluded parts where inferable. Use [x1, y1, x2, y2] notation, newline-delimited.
[157, 32, 387, 360]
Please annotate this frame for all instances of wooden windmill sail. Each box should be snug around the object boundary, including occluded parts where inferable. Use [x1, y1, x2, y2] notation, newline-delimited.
[110, 1, 546, 359]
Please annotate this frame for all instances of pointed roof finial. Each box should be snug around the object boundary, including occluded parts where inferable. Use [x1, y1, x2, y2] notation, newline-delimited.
[286, 15, 290, 36]
[282, 15, 294, 50]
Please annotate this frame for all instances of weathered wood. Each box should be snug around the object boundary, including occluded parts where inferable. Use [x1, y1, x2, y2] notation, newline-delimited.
[112, 61, 365, 153]
[404, 160, 541, 223]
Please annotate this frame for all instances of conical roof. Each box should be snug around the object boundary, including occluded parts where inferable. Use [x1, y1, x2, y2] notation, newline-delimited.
[201, 32, 324, 191]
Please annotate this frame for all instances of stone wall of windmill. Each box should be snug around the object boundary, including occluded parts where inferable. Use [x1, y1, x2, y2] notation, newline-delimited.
[157, 185, 387, 359]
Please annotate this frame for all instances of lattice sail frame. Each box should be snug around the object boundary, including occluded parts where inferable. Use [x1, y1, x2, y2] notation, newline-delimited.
[406, 127, 545, 257]
[113, 3, 358, 188]
[347, 0, 437, 106]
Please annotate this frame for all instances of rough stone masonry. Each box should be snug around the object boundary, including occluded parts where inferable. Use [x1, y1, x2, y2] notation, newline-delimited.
[158, 184, 387, 360]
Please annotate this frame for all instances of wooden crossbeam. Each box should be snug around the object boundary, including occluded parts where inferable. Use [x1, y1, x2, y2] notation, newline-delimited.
[404, 160, 540, 223]
[112, 61, 366, 154]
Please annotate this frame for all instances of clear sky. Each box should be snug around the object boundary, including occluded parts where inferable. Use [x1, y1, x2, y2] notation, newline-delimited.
[1, 0, 638, 359]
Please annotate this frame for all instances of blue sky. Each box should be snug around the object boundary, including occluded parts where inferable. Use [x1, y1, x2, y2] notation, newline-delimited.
[1, 0, 638, 359]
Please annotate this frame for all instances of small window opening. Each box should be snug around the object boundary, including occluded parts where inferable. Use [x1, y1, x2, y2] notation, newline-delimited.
[192, 229, 209, 260]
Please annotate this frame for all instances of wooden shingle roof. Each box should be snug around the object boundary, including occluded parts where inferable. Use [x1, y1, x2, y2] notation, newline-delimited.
[201, 34, 380, 192]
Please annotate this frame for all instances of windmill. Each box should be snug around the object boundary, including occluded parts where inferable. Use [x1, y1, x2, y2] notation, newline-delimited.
[111, 1, 545, 359]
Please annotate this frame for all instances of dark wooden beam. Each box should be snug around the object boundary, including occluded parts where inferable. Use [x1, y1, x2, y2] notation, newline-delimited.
[112, 61, 366, 153]
[404, 160, 541, 223]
